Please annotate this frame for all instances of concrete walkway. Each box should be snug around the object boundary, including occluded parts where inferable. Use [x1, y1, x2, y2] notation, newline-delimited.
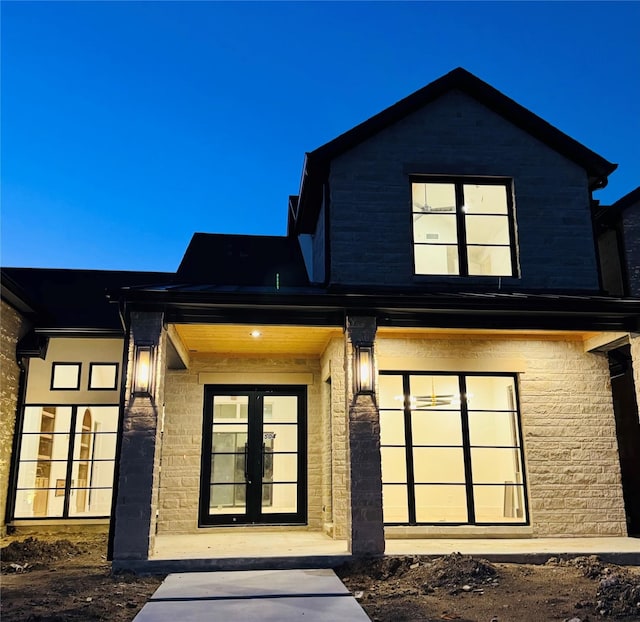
[132, 568, 370, 621]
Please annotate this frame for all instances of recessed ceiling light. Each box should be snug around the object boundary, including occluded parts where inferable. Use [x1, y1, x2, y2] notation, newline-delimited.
[250, 330, 262, 338]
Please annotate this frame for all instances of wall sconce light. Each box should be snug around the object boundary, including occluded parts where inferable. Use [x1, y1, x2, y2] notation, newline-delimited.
[355, 344, 374, 395]
[133, 344, 155, 397]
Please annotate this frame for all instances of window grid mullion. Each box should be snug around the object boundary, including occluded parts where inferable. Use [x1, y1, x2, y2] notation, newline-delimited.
[403, 375, 417, 525]
[62, 406, 78, 518]
[459, 375, 476, 523]
[454, 183, 468, 275]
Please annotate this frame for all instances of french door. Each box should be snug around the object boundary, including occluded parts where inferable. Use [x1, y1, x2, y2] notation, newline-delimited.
[199, 385, 307, 526]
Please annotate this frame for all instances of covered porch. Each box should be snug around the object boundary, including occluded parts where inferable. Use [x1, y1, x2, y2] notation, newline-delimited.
[111, 530, 640, 573]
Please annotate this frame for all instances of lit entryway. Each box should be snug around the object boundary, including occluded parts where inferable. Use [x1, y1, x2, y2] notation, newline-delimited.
[199, 386, 307, 526]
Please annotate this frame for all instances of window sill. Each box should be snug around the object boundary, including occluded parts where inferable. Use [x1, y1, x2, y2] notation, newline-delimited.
[385, 525, 533, 539]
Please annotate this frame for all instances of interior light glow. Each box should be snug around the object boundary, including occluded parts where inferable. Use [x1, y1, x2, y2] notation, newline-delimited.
[250, 330, 262, 338]
[133, 344, 155, 396]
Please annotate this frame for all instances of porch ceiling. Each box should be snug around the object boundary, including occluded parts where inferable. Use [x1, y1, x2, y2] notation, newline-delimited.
[172, 324, 603, 357]
[173, 324, 342, 356]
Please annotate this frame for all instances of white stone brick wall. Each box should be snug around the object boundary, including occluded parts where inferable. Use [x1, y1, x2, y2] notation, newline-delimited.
[0, 300, 30, 536]
[320, 337, 349, 539]
[376, 335, 627, 537]
[158, 355, 324, 534]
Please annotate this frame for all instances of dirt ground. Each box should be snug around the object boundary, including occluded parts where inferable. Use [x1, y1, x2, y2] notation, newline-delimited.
[1, 534, 640, 622]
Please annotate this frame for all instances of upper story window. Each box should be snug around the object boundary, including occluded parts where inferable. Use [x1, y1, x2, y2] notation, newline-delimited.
[412, 178, 517, 277]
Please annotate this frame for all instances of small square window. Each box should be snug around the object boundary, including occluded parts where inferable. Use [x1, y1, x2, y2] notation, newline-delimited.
[89, 363, 119, 390]
[51, 363, 81, 390]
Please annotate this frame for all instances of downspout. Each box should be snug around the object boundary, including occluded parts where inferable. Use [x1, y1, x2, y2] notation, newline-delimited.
[590, 174, 610, 294]
[107, 298, 130, 561]
[4, 356, 28, 530]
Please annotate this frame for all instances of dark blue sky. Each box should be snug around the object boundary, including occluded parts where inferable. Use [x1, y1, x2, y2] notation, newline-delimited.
[2, 1, 639, 272]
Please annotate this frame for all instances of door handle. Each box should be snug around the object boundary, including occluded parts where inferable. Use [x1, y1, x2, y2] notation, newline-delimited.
[262, 443, 266, 477]
[244, 443, 251, 484]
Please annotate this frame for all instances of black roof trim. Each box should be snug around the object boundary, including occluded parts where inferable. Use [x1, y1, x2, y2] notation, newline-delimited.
[295, 67, 617, 233]
[113, 286, 640, 332]
[1, 267, 174, 332]
[611, 186, 640, 212]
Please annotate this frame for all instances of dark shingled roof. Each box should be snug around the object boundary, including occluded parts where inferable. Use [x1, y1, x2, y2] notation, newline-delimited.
[176, 233, 310, 287]
[1, 267, 174, 331]
[293, 67, 617, 234]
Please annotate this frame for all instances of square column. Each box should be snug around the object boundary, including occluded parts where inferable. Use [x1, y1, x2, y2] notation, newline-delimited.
[345, 316, 385, 556]
[111, 312, 166, 561]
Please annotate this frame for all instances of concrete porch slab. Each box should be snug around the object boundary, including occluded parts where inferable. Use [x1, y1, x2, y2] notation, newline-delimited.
[113, 531, 640, 573]
[133, 569, 370, 622]
[133, 596, 371, 622]
[150, 568, 350, 599]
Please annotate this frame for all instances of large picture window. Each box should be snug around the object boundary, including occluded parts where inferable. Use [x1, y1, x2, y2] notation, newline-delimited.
[412, 178, 517, 276]
[14, 405, 119, 518]
[379, 372, 528, 525]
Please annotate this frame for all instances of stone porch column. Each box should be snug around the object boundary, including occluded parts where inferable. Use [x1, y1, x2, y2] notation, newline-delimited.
[111, 312, 166, 561]
[345, 316, 385, 556]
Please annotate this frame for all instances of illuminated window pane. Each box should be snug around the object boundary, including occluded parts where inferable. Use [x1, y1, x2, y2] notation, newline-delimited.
[380, 411, 406, 446]
[474, 485, 525, 522]
[411, 412, 462, 446]
[51, 364, 80, 390]
[89, 364, 118, 389]
[471, 448, 523, 484]
[409, 375, 460, 411]
[378, 374, 405, 409]
[381, 447, 407, 483]
[465, 376, 516, 410]
[414, 244, 459, 275]
[469, 411, 520, 447]
[465, 215, 510, 244]
[467, 245, 512, 276]
[412, 183, 456, 213]
[463, 184, 508, 214]
[415, 484, 468, 523]
[413, 214, 458, 244]
[383, 485, 408, 523]
[413, 448, 466, 483]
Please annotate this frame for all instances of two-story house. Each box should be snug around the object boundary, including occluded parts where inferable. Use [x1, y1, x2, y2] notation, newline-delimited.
[2, 68, 639, 569]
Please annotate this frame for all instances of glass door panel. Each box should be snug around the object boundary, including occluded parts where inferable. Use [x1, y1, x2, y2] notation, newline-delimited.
[200, 387, 306, 525]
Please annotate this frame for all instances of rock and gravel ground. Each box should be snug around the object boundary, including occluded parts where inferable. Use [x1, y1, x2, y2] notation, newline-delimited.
[1, 534, 640, 621]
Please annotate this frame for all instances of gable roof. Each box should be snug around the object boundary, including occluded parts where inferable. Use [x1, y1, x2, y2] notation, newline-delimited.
[176, 233, 310, 287]
[1, 267, 174, 332]
[292, 67, 617, 234]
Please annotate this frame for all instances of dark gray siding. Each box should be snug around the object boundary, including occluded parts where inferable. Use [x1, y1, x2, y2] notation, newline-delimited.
[327, 90, 598, 291]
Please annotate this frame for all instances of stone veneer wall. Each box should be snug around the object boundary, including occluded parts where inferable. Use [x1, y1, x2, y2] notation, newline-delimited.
[377, 335, 627, 537]
[320, 337, 349, 538]
[158, 355, 324, 534]
[0, 300, 29, 535]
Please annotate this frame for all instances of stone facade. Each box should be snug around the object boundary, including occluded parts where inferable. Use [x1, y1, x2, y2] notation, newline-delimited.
[377, 333, 627, 536]
[328, 90, 597, 291]
[320, 337, 349, 538]
[112, 312, 166, 560]
[0, 300, 30, 536]
[157, 354, 324, 535]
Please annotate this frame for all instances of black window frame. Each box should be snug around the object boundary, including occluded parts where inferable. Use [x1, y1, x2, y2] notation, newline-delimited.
[50, 362, 82, 391]
[410, 176, 518, 278]
[10, 403, 120, 520]
[88, 362, 119, 391]
[379, 370, 530, 527]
